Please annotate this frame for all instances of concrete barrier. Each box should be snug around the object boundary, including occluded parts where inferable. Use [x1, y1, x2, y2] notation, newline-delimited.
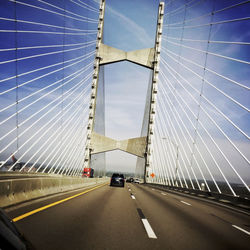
[0, 173, 109, 208]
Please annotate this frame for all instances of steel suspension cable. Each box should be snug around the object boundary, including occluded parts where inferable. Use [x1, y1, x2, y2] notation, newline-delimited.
[156, 104, 186, 187]
[8, 0, 99, 23]
[154, 120, 176, 186]
[159, 64, 227, 192]
[36, 0, 99, 22]
[161, 51, 250, 162]
[28, 94, 89, 172]
[164, 1, 249, 26]
[159, 66, 218, 192]
[6, 74, 92, 169]
[158, 92, 197, 189]
[69, 0, 99, 13]
[12, 82, 91, 172]
[0, 17, 97, 33]
[48, 113, 88, 174]
[0, 44, 95, 65]
[161, 45, 249, 90]
[0, 40, 96, 52]
[159, 80, 203, 190]
[0, 56, 94, 115]
[159, 59, 244, 195]
[157, 96, 188, 188]
[0, 47, 95, 83]
[48, 102, 89, 174]
[161, 47, 250, 135]
[63, 129, 88, 175]
[0, 63, 93, 142]
[36, 84, 91, 173]
[163, 39, 250, 65]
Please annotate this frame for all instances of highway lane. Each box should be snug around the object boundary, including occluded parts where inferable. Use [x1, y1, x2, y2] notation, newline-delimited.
[7, 183, 151, 250]
[130, 184, 250, 249]
[5, 183, 250, 250]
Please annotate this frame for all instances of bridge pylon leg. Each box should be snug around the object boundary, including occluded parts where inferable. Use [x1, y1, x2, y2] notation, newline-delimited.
[144, 2, 164, 184]
[84, 0, 106, 171]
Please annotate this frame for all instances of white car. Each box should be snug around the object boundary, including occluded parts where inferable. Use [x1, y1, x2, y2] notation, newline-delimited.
[134, 178, 140, 184]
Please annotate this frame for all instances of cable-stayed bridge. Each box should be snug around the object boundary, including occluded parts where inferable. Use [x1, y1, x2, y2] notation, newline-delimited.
[0, 0, 249, 249]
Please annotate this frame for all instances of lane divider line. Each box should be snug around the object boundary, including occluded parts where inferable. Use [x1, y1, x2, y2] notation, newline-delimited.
[142, 219, 157, 239]
[12, 183, 107, 222]
[137, 208, 145, 219]
[232, 225, 250, 235]
[180, 201, 191, 206]
[161, 192, 167, 196]
[137, 208, 157, 239]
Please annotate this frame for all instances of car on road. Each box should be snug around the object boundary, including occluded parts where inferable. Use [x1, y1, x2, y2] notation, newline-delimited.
[110, 173, 125, 187]
[134, 178, 140, 184]
[126, 177, 134, 183]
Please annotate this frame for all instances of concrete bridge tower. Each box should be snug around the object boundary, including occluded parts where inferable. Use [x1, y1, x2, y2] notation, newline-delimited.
[84, 0, 165, 182]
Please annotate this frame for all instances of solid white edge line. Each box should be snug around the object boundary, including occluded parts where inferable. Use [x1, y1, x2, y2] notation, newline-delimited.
[142, 219, 157, 239]
[232, 225, 250, 235]
[131, 195, 136, 200]
[180, 201, 191, 206]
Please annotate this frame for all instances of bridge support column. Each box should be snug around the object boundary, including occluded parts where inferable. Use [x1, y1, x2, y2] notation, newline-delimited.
[84, 1, 164, 180]
[144, 2, 164, 183]
[84, 0, 106, 170]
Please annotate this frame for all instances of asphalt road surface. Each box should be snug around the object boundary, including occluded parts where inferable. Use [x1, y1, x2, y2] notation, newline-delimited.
[6, 183, 250, 250]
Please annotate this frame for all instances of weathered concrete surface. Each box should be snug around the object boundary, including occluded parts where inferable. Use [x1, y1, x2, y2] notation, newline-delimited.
[0, 173, 109, 207]
[90, 132, 117, 154]
[99, 43, 154, 68]
[127, 48, 155, 69]
[99, 43, 126, 64]
[118, 137, 147, 158]
[90, 132, 147, 157]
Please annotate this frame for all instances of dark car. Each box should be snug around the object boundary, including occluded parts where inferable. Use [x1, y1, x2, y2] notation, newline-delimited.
[110, 173, 125, 187]
[126, 177, 134, 183]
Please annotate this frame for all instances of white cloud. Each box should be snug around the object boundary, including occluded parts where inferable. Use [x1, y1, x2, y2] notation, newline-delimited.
[106, 5, 152, 48]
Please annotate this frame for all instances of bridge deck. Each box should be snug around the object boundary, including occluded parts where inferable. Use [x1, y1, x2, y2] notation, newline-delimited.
[6, 183, 250, 250]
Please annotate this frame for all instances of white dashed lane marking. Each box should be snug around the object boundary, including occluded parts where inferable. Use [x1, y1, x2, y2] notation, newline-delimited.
[137, 208, 157, 239]
[161, 192, 167, 196]
[131, 195, 136, 200]
[180, 201, 191, 206]
[142, 219, 157, 239]
[232, 225, 250, 235]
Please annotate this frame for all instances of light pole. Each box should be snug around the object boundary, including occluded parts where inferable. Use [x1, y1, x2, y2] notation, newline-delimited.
[162, 137, 179, 186]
